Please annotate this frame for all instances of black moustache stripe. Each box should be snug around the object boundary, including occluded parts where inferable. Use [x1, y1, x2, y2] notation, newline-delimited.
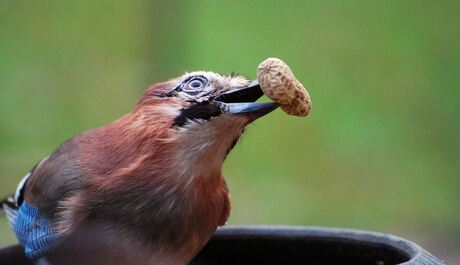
[173, 103, 222, 127]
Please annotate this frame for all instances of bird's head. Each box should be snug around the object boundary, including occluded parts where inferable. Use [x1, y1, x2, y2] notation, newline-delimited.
[67, 71, 277, 256]
[129, 71, 277, 177]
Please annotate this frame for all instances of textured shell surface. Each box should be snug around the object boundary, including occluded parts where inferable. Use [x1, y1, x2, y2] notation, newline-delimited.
[257, 58, 311, 117]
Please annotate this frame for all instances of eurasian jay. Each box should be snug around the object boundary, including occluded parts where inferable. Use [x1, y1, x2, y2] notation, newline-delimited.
[1, 72, 277, 265]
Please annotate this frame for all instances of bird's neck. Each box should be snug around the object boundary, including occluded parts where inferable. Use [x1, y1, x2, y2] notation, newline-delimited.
[171, 115, 246, 183]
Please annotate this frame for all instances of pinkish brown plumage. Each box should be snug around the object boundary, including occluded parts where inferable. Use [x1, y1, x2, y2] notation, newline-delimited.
[2, 71, 277, 265]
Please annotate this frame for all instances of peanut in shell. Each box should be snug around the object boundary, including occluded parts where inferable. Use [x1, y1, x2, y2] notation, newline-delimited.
[257, 58, 311, 117]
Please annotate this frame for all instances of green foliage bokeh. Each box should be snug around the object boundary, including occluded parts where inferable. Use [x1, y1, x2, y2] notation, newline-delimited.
[0, 0, 459, 247]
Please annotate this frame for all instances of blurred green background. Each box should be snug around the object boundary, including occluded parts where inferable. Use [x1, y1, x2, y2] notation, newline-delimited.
[1, 0, 459, 261]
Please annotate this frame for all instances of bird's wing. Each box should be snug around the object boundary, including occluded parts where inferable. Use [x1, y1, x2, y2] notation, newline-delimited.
[0, 164, 56, 259]
[1, 168, 32, 227]
[4, 137, 88, 259]
[0, 160, 57, 259]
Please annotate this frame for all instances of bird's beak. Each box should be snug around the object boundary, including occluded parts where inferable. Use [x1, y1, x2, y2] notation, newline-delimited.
[214, 80, 278, 118]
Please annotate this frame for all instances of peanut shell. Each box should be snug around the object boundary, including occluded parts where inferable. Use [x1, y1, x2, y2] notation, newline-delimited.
[257, 58, 311, 117]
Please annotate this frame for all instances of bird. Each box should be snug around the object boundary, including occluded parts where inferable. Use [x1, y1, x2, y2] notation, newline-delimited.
[0, 71, 278, 265]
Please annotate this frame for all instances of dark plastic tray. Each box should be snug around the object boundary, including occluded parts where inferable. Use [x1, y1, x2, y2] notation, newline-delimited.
[0, 226, 446, 265]
[190, 226, 446, 265]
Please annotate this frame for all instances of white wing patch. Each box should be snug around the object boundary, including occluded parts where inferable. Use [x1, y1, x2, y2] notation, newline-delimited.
[14, 172, 31, 206]
[2, 172, 31, 228]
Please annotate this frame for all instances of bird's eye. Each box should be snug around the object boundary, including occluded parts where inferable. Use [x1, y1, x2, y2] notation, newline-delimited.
[189, 79, 204, 88]
[184, 77, 207, 91]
